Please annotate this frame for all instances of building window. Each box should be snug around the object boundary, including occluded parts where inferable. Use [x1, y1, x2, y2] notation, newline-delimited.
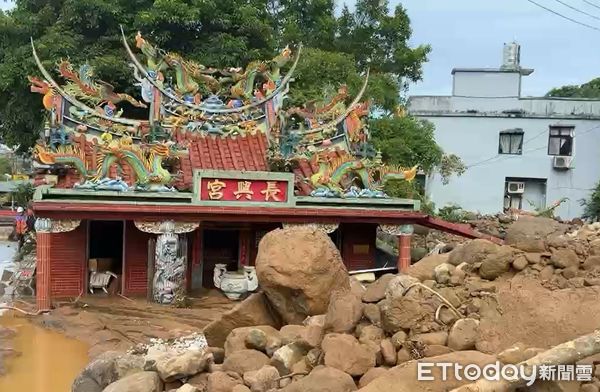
[548, 126, 574, 156]
[498, 129, 523, 155]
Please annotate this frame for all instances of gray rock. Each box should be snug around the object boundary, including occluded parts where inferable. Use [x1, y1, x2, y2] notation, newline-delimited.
[102, 371, 163, 392]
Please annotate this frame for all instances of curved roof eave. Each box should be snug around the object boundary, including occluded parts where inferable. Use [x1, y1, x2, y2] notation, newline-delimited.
[31, 38, 142, 127]
[120, 25, 302, 115]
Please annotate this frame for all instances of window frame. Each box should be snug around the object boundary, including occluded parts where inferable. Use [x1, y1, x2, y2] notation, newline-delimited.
[498, 129, 524, 155]
[548, 126, 574, 156]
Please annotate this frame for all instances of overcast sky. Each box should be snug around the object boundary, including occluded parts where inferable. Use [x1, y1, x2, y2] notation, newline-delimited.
[3, 0, 600, 97]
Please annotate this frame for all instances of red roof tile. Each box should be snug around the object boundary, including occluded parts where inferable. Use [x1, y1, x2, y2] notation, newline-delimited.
[36, 132, 270, 191]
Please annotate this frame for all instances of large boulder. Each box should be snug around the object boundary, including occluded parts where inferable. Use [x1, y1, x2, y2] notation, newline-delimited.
[73, 352, 144, 392]
[207, 371, 244, 392]
[550, 249, 580, 269]
[448, 239, 499, 266]
[479, 246, 517, 280]
[281, 366, 357, 392]
[322, 333, 376, 376]
[447, 318, 480, 351]
[223, 349, 271, 375]
[359, 367, 389, 388]
[325, 291, 364, 333]
[362, 274, 395, 303]
[407, 254, 450, 281]
[505, 216, 567, 245]
[204, 293, 283, 348]
[256, 228, 351, 324]
[102, 371, 163, 392]
[379, 296, 436, 334]
[155, 350, 212, 382]
[359, 351, 497, 392]
[243, 365, 280, 392]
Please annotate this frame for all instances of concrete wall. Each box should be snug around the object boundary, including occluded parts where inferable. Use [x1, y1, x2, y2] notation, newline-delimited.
[416, 115, 600, 219]
[453, 71, 521, 98]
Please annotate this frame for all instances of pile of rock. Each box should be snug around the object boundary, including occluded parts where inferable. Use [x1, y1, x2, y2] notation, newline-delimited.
[420, 217, 600, 290]
[74, 221, 600, 391]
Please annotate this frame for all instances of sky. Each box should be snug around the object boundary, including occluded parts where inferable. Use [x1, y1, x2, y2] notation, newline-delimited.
[3, 0, 600, 97]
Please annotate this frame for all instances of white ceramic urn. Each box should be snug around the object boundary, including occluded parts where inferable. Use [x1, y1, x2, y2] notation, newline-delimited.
[219, 272, 249, 300]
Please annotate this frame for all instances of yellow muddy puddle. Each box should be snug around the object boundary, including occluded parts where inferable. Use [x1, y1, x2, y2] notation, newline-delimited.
[0, 313, 89, 391]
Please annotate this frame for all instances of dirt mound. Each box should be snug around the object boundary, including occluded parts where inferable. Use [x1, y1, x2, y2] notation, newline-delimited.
[477, 276, 600, 354]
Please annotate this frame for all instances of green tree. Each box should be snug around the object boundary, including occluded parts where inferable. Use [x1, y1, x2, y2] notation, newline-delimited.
[547, 77, 600, 98]
[581, 183, 600, 221]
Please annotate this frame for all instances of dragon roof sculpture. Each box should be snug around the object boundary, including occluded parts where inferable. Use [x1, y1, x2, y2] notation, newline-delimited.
[29, 28, 415, 198]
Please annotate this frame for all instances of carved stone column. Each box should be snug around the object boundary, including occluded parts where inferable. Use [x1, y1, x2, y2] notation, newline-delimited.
[34, 218, 81, 312]
[379, 224, 414, 273]
[135, 221, 199, 304]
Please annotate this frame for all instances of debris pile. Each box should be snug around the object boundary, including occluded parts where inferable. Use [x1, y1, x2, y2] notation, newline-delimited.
[74, 221, 600, 392]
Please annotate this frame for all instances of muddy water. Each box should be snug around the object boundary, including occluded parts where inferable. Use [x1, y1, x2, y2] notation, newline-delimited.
[0, 314, 89, 391]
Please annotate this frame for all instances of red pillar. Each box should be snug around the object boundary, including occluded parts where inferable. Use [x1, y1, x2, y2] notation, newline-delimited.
[398, 234, 412, 273]
[239, 229, 251, 267]
[36, 229, 52, 312]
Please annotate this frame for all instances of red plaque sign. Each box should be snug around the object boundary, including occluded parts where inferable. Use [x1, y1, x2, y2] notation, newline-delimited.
[198, 178, 289, 203]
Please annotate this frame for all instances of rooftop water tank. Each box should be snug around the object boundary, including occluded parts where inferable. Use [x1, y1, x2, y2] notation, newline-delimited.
[502, 42, 521, 69]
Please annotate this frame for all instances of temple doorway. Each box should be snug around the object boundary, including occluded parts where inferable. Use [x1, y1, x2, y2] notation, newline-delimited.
[87, 220, 124, 294]
[202, 229, 240, 288]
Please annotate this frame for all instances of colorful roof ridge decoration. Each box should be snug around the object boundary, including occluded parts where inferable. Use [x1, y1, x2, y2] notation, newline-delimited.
[29, 28, 415, 198]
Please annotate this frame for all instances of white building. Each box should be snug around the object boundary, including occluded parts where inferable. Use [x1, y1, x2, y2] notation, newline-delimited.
[408, 42, 600, 220]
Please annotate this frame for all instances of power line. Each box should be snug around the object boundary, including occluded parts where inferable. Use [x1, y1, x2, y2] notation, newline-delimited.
[583, 0, 600, 12]
[526, 0, 600, 31]
[552, 0, 600, 20]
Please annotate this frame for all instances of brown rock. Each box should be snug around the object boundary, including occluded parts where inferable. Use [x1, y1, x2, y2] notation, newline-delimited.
[363, 304, 381, 327]
[396, 348, 412, 364]
[423, 345, 454, 357]
[362, 274, 395, 303]
[583, 256, 600, 270]
[303, 314, 326, 328]
[407, 254, 450, 281]
[361, 351, 497, 392]
[436, 287, 462, 308]
[539, 265, 555, 280]
[512, 256, 528, 271]
[585, 277, 600, 286]
[590, 239, 600, 256]
[224, 326, 281, 357]
[390, 331, 407, 350]
[479, 246, 516, 280]
[525, 253, 542, 264]
[206, 347, 225, 364]
[512, 239, 546, 253]
[412, 331, 448, 346]
[175, 384, 197, 392]
[562, 266, 578, 279]
[448, 318, 480, 351]
[270, 343, 308, 375]
[497, 342, 539, 364]
[103, 372, 163, 392]
[569, 277, 585, 288]
[232, 385, 251, 392]
[358, 325, 385, 346]
[204, 293, 283, 348]
[223, 350, 270, 375]
[325, 291, 364, 333]
[186, 373, 208, 391]
[279, 325, 322, 349]
[386, 275, 420, 300]
[380, 339, 396, 366]
[349, 276, 366, 298]
[207, 371, 244, 392]
[165, 380, 183, 390]
[448, 239, 500, 266]
[379, 297, 435, 334]
[306, 348, 322, 369]
[243, 365, 280, 392]
[255, 228, 351, 324]
[155, 351, 212, 382]
[581, 385, 599, 392]
[280, 366, 357, 392]
[359, 367, 389, 388]
[551, 249, 580, 269]
[279, 325, 305, 345]
[505, 216, 567, 245]
[321, 333, 376, 376]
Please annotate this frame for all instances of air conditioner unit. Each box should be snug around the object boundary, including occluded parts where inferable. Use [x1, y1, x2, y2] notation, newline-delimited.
[553, 156, 572, 170]
[507, 181, 525, 194]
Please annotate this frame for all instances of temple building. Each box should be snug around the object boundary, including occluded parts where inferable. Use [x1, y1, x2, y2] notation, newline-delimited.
[29, 29, 492, 310]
